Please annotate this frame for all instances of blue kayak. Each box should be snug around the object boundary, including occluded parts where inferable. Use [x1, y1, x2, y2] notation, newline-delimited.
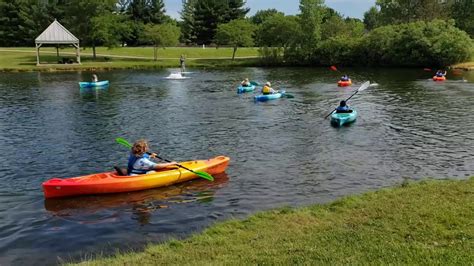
[79, 80, 109, 88]
[254, 91, 286, 102]
[237, 85, 256, 94]
[330, 109, 358, 127]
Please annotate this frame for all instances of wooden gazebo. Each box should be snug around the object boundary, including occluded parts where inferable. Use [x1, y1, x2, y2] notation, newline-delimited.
[35, 19, 81, 65]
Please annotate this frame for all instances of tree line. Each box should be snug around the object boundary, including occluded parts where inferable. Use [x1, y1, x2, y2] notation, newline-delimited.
[0, 0, 472, 66]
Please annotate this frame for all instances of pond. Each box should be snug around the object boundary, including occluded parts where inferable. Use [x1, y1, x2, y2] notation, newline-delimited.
[0, 68, 473, 265]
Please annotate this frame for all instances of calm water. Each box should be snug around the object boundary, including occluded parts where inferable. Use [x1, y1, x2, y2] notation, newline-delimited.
[0, 68, 473, 265]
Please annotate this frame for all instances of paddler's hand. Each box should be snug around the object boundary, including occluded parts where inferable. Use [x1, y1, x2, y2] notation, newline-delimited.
[150, 153, 158, 158]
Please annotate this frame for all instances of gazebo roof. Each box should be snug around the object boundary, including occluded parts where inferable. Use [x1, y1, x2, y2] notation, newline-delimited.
[35, 19, 79, 44]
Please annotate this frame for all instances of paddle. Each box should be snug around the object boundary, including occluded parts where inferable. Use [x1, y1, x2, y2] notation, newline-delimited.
[250, 81, 261, 86]
[330, 65, 339, 72]
[115, 137, 214, 181]
[324, 81, 371, 119]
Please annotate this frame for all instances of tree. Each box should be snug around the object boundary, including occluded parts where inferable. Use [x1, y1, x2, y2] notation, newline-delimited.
[143, 23, 180, 61]
[298, 0, 325, 61]
[63, 0, 117, 58]
[192, 0, 227, 44]
[451, 0, 474, 38]
[251, 8, 284, 25]
[363, 6, 380, 31]
[181, 0, 250, 45]
[127, 0, 166, 24]
[215, 19, 255, 60]
[256, 15, 302, 62]
[225, 0, 249, 21]
[180, 0, 196, 44]
[375, 0, 450, 26]
[0, 0, 33, 46]
[90, 13, 128, 50]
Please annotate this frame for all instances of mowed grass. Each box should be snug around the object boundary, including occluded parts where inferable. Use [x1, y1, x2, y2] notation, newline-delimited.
[0, 47, 260, 71]
[73, 177, 474, 265]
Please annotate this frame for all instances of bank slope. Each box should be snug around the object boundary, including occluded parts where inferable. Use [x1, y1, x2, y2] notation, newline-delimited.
[77, 177, 473, 265]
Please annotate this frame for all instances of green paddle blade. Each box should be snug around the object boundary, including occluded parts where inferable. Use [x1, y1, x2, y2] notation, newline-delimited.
[250, 81, 260, 86]
[194, 170, 214, 181]
[116, 137, 132, 148]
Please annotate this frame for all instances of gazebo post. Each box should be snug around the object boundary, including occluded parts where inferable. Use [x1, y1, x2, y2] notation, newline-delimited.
[36, 42, 42, 66]
[75, 43, 81, 64]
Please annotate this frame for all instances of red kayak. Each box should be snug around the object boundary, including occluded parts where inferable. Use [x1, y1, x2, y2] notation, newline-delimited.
[42, 156, 230, 198]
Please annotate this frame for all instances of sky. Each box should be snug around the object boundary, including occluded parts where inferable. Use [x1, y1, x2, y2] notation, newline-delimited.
[163, 0, 376, 20]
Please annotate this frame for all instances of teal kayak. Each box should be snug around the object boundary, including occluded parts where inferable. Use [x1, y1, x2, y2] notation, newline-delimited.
[254, 90, 286, 102]
[330, 109, 358, 126]
[237, 85, 255, 94]
[79, 80, 109, 88]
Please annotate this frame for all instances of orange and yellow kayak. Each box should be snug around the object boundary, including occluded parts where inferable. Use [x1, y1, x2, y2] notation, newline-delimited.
[42, 156, 230, 198]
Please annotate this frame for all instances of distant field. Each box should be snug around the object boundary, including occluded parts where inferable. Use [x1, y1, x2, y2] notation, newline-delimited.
[0, 47, 260, 71]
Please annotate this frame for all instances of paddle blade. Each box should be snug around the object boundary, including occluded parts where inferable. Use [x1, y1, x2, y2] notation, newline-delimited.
[194, 171, 214, 181]
[423, 68, 432, 72]
[358, 81, 371, 92]
[250, 81, 260, 86]
[116, 137, 132, 148]
[330, 65, 338, 71]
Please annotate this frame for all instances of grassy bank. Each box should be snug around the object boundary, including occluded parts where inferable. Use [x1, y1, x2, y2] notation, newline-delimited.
[0, 47, 260, 72]
[75, 177, 473, 265]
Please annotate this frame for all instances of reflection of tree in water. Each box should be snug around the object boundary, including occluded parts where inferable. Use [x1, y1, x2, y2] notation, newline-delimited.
[44, 173, 230, 225]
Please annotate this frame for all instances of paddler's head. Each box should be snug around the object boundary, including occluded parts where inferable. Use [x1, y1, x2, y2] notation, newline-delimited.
[132, 139, 149, 156]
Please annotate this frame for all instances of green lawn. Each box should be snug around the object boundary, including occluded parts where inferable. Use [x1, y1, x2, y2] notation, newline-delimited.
[0, 47, 260, 71]
[73, 177, 473, 265]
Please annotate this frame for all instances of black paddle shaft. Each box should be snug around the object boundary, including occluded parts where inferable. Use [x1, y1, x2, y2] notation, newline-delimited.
[147, 152, 200, 174]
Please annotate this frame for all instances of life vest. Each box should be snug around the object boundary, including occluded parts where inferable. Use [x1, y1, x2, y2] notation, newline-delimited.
[127, 153, 151, 175]
[262, 85, 272, 94]
[336, 106, 350, 112]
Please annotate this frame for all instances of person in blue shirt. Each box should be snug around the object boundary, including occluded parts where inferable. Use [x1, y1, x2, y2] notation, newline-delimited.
[335, 100, 352, 113]
[340, 75, 350, 81]
[435, 70, 447, 77]
[127, 140, 177, 176]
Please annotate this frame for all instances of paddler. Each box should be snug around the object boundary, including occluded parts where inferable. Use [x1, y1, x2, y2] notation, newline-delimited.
[127, 140, 177, 175]
[262, 82, 277, 95]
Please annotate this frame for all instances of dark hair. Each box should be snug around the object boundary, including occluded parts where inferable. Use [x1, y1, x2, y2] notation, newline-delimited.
[340, 100, 346, 107]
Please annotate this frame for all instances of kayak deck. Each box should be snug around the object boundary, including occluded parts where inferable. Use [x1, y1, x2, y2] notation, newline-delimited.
[42, 156, 230, 198]
[254, 90, 286, 102]
[331, 110, 358, 127]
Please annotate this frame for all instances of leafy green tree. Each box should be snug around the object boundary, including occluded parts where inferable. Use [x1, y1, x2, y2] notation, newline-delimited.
[361, 19, 472, 66]
[256, 14, 302, 63]
[316, 36, 363, 65]
[63, 0, 116, 58]
[363, 6, 380, 30]
[90, 13, 129, 49]
[251, 8, 283, 25]
[143, 23, 180, 61]
[215, 19, 255, 60]
[451, 0, 474, 38]
[298, 0, 325, 61]
[375, 0, 450, 25]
